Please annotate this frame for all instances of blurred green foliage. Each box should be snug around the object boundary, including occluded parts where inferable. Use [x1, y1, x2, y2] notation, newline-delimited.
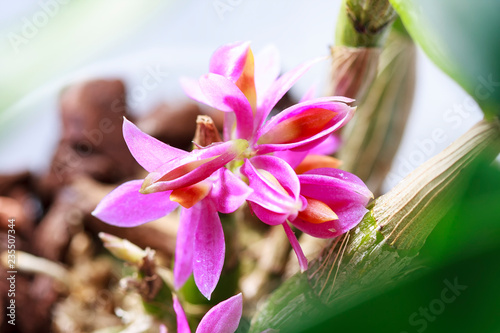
[390, 0, 500, 118]
[303, 159, 500, 332]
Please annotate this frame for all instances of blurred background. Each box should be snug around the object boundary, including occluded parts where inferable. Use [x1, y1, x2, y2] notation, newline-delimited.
[0, 0, 483, 191]
[1, 1, 498, 333]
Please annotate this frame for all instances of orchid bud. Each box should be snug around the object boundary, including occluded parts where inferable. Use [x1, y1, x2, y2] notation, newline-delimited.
[98, 232, 147, 265]
[193, 115, 222, 147]
[336, 0, 396, 48]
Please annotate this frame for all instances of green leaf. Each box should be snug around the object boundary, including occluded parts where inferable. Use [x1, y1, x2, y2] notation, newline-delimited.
[389, 0, 500, 117]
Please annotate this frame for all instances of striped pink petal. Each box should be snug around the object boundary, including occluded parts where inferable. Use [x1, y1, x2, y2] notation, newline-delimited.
[255, 57, 324, 130]
[210, 168, 253, 214]
[174, 206, 198, 290]
[241, 156, 303, 225]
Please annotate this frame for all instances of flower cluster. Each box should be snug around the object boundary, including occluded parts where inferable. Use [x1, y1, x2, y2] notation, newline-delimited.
[93, 41, 372, 300]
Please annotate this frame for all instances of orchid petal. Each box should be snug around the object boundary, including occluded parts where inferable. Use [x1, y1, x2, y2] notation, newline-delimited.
[223, 112, 236, 142]
[273, 150, 309, 169]
[174, 207, 199, 289]
[141, 140, 248, 193]
[123, 118, 188, 172]
[199, 73, 254, 139]
[248, 202, 291, 225]
[180, 76, 210, 105]
[193, 200, 225, 300]
[283, 223, 308, 272]
[92, 180, 178, 227]
[255, 57, 324, 129]
[173, 296, 191, 333]
[255, 97, 354, 154]
[248, 155, 301, 198]
[241, 156, 303, 225]
[272, 134, 340, 168]
[255, 44, 281, 103]
[308, 133, 342, 156]
[198, 74, 252, 114]
[196, 294, 243, 333]
[209, 41, 251, 82]
[211, 169, 253, 214]
[291, 206, 367, 238]
[290, 168, 372, 238]
[234, 48, 257, 112]
[294, 155, 342, 174]
[301, 168, 373, 200]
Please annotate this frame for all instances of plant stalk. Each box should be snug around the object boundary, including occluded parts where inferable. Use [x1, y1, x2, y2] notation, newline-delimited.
[249, 118, 500, 332]
[338, 22, 416, 195]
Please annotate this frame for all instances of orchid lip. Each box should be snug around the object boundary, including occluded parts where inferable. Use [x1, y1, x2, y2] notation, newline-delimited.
[170, 182, 212, 209]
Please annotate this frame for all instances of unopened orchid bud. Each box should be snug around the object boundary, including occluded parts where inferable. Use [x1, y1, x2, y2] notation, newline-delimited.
[336, 0, 396, 48]
[98, 232, 147, 265]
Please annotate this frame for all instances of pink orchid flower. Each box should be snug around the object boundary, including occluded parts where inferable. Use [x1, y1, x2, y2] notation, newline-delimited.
[93, 41, 371, 299]
[180, 41, 367, 269]
[181, 41, 354, 152]
[240, 158, 373, 271]
[134, 41, 353, 202]
[93, 119, 253, 300]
